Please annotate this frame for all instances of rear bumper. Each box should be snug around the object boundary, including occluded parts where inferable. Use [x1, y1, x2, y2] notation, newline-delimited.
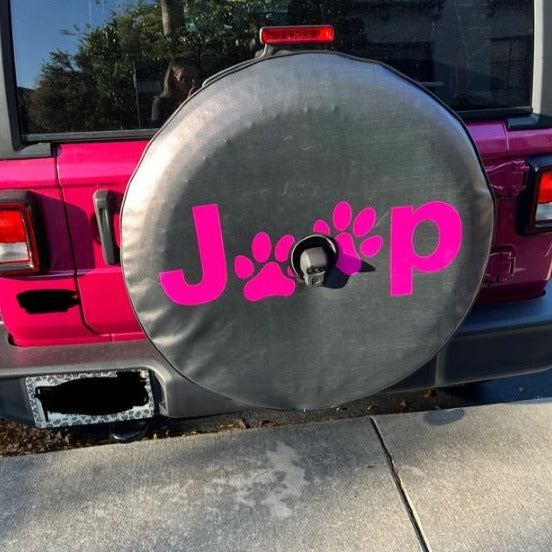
[391, 286, 552, 391]
[2, 286, 552, 425]
[0, 325, 245, 425]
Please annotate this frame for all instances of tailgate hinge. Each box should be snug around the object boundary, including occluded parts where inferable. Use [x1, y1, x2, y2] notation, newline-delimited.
[482, 246, 516, 286]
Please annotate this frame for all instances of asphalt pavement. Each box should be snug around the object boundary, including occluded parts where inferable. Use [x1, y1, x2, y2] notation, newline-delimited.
[2, 397, 552, 551]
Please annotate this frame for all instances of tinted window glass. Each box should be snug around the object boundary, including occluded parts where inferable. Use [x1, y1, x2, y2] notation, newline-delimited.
[10, 0, 534, 136]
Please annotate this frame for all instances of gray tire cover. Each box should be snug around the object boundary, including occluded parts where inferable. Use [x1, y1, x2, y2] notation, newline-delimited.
[121, 52, 494, 409]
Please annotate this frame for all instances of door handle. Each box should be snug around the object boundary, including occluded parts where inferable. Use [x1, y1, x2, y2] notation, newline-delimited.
[93, 190, 119, 265]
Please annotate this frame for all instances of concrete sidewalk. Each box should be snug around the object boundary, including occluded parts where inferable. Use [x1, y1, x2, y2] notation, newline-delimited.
[2, 400, 552, 551]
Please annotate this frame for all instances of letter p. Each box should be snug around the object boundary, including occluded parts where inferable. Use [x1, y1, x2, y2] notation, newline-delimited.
[390, 201, 463, 296]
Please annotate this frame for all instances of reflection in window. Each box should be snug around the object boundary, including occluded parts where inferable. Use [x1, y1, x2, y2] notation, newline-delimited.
[10, 0, 533, 136]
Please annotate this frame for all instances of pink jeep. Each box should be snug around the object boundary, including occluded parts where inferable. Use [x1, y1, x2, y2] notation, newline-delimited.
[1, 0, 552, 428]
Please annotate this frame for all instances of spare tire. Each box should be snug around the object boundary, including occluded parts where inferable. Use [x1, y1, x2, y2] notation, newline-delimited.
[121, 52, 494, 409]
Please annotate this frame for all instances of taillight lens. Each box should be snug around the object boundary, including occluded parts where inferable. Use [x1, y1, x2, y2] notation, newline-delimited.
[260, 25, 335, 46]
[0, 196, 41, 276]
[0, 211, 27, 243]
[535, 172, 552, 224]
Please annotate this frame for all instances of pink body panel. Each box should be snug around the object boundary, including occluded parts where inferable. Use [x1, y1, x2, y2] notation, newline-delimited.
[2, 120, 552, 346]
[467, 123, 552, 303]
[0, 158, 102, 345]
[56, 142, 146, 336]
[467, 122, 508, 162]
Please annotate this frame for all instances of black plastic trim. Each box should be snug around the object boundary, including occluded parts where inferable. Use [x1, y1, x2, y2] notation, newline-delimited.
[457, 107, 533, 123]
[507, 113, 552, 131]
[391, 286, 552, 391]
[0, 377, 33, 425]
[93, 190, 119, 265]
[22, 129, 156, 144]
[19, 110, 534, 147]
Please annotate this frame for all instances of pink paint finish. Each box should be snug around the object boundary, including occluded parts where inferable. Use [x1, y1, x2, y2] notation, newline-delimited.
[484, 160, 528, 197]
[313, 201, 383, 276]
[57, 142, 147, 334]
[56, 142, 148, 187]
[0, 157, 57, 188]
[0, 160, 74, 272]
[466, 122, 507, 162]
[390, 202, 463, 296]
[0, 156, 105, 346]
[160, 204, 228, 306]
[57, 142, 147, 270]
[467, 121, 552, 303]
[0, 276, 106, 346]
[506, 127, 552, 159]
[235, 232, 296, 302]
[78, 270, 141, 333]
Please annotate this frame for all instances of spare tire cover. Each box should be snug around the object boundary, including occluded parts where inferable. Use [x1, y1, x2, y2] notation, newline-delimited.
[121, 52, 493, 409]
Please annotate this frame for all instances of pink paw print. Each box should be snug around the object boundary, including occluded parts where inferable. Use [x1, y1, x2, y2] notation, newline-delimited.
[313, 201, 383, 276]
[234, 232, 296, 302]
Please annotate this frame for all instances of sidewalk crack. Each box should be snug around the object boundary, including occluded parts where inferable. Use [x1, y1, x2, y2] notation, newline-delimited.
[371, 418, 430, 552]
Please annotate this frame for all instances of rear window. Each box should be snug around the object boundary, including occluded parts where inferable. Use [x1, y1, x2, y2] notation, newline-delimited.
[10, 0, 534, 137]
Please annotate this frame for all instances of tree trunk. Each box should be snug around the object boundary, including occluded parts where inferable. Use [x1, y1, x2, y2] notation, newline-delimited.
[160, 0, 183, 37]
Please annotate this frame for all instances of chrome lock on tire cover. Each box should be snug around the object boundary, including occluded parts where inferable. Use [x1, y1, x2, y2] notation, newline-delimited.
[121, 52, 494, 409]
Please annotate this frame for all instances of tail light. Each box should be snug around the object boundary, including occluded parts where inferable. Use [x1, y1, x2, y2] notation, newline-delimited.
[520, 157, 552, 233]
[260, 25, 335, 46]
[534, 171, 552, 227]
[0, 192, 41, 276]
